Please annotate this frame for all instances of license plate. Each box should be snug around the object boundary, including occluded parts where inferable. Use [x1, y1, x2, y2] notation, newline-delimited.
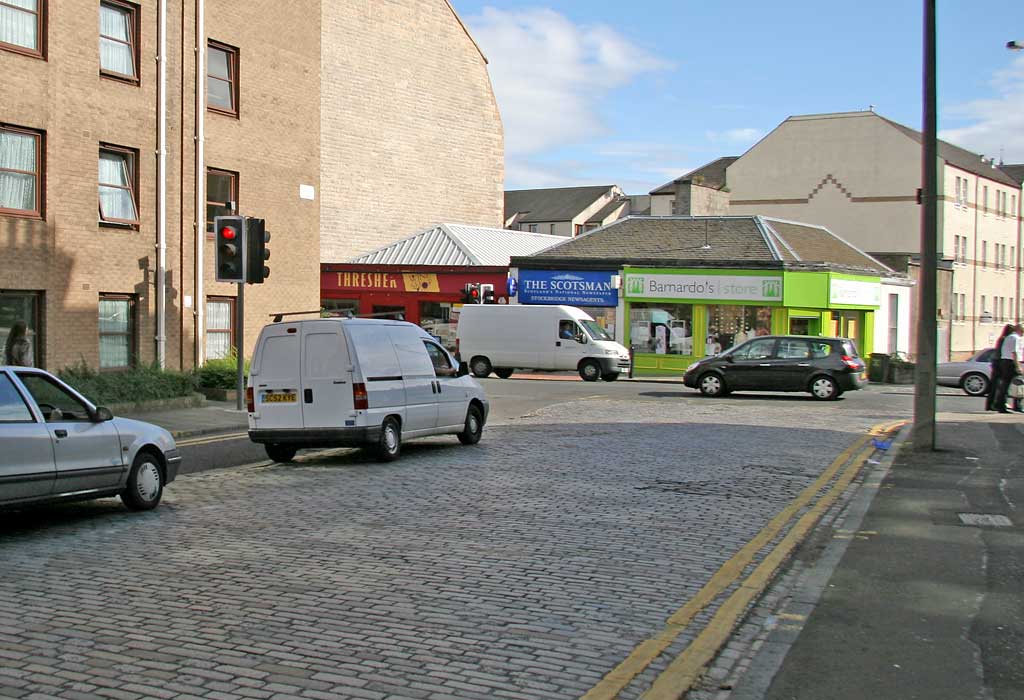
[860, 372, 868, 380]
[262, 392, 296, 403]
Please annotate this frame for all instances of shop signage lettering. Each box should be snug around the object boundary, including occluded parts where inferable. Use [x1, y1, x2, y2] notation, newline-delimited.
[519, 270, 618, 307]
[624, 273, 783, 302]
[829, 278, 880, 307]
[335, 272, 399, 290]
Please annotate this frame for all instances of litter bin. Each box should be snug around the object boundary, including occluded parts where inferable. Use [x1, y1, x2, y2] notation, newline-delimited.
[868, 353, 889, 383]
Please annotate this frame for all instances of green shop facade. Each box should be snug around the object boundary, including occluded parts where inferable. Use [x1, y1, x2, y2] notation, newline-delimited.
[623, 267, 881, 375]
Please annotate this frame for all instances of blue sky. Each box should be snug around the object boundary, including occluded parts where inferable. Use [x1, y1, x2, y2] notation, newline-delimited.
[452, 1, 1024, 194]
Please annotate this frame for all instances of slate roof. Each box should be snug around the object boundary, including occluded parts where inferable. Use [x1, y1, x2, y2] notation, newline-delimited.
[650, 157, 739, 194]
[516, 216, 891, 275]
[1000, 164, 1024, 185]
[504, 185, 617, 223]
[347, 223, 563, 266]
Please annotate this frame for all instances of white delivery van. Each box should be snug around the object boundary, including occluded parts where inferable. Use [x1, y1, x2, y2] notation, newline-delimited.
[247, 318, 489, 462]
[455, 304, 631, 381]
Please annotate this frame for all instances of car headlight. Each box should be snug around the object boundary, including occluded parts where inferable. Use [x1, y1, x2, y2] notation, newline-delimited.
[686, 362, 701, 372]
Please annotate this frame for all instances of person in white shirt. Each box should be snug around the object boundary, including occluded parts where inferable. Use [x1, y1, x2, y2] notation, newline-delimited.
[992, 324, 1023, 413]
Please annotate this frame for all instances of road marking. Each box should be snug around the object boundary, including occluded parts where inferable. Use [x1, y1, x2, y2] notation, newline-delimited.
[582, 420, 904, 700]
[177, 431, 250, 447]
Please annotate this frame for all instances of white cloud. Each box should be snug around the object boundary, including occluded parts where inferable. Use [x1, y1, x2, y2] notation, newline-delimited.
[939, 55, 1024, 163]
[465, 8, 672, 156]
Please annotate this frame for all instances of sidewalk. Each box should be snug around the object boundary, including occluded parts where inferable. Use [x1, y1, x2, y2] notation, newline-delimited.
[730, 412, 1024, 700]
[123, 399, 249, 439]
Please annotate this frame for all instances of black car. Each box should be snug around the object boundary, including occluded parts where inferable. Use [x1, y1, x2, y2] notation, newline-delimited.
[683, 335, 868, 400]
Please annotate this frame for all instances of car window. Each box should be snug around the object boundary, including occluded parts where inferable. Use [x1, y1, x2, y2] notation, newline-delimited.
[423, 341, 454, 375]
[777, 339, 811, 359]
[841, 340, 859, 357]
[810, 342, 833, 359]
[977, 349, 995, 363]
[558, 320, 580, 341]
[0, 374, 33, 423]
[733, 338, 776, 360]
[16, 373, 91, 422]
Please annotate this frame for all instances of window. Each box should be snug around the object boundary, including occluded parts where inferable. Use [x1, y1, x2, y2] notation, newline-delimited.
[206, 168, 237, 233]
[983, 186, 988, 214]
[99, 0, 138, 81]
[777, 339, 811, 360]
[981, 241, 987, 267]
[98, 145, 139, 226]
[527, 224, 538, 233]
[0, 0, 43, 57]
[629, 303, 694, 356]
[423, 341, 455, 376]
[573, 224, 583, 236]
[549, 223, 556, 235]
[981, 295, 987, 317]
[733, 338, 777, 360]
[205, 296, 234, 360]
[0, 373, 33, 422]
[707, 304, 773, 351]
[98, 294, 135, 368]
[1, 290, 41, 367]
[419, 301, 455, 351]
[0, 125, 43, 218]
[887, 294, 899, 354]
[322, 298, 359, 317]
[207, 40, 239, 116]
[1013, 195, 1017, 217]
[16, 372, 91, 421]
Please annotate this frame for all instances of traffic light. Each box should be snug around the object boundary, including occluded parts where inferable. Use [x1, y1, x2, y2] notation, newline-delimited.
[480, 284, 495, 304]
[214, 215, 245, 283]
[463, 283, 481, 304]
[245, 216, 271, 284]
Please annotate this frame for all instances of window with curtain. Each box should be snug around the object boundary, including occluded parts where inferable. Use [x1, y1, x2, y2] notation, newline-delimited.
[205, 297, 233, 360]
[98, 145, 138, 225]
[0, 126, 41, 216]
[0, 0, 42, 56]
[208, 41, 238, 115]
[206, 168, 237, 233]
[98, 295, 134, 369]
[99, 0, 137, 80]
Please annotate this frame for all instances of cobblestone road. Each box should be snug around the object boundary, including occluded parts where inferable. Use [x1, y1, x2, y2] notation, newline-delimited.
[0, 393, 906, 700]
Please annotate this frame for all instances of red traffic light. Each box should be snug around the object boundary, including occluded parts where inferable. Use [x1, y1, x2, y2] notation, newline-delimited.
[220, 226, 237, 240]
[469, 288, 479, 299]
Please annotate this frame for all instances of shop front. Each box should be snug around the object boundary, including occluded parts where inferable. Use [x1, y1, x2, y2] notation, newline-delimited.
[512, 268, 619, 336]
[622, 267, 880, 375]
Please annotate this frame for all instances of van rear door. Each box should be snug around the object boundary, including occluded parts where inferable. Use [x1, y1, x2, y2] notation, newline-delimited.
[250, 325, 302, 429]
[300, 321, 355, 429]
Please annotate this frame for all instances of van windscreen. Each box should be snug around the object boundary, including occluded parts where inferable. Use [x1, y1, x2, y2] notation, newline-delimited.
[580, 320, 611, 341]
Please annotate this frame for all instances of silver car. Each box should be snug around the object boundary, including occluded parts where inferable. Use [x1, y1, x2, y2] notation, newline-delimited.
[937, 348, 995, 396]
[0, 367, 180, 511]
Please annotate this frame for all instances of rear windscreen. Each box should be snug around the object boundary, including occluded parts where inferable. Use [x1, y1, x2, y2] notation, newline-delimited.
[842, 340, 860, 357]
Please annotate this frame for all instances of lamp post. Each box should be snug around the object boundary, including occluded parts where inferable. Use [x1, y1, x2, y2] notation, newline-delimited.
[1011, 41, 1022, 326]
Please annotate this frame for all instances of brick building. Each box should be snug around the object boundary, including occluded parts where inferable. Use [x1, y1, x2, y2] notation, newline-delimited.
[0, 0, 502, 372]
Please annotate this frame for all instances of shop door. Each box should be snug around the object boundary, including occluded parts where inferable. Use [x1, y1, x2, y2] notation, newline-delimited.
[789, 317, 819, 336]
[831, 311, 861, 344]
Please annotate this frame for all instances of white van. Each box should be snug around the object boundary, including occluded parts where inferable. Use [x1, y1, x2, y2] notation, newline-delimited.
[455, 304, 631, 381]
[247, 318, 488, 462]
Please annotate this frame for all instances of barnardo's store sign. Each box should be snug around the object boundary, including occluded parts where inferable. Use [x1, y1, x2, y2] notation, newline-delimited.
[519, 269, 618, 306]
[624, 272, 783, 302]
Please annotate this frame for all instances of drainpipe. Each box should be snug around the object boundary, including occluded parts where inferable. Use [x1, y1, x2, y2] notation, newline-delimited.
[155, 0, 167, 368]
[1017, 189, 1022, 324]
[194, 0, 205, 366]
[972, 176, 979, 352]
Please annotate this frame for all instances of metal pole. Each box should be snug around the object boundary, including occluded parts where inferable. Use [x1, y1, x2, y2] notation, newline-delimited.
[236, 282, 245, 411]
[913, 0, 938, 451]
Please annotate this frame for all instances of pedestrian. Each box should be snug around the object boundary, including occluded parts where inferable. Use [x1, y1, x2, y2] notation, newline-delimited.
[3, 320, 32, 367]
[991, 323, 1023, 414]
[986, 324, 1014, 411]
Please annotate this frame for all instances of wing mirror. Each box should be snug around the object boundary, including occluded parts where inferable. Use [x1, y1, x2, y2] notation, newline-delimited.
[93, 406, 114, 422]
[578, 334, 588, 344]
[456, 362, 470, 377]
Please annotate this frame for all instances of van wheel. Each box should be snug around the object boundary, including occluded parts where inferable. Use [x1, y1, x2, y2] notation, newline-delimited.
[458, 405, 484, 445]
[375, 417, 401, 461]
[601, 372, 620, 382]
[579, 360, 601, 382]
[494, 368, 514, 379]
[470, 357, 492, 378]
[121, 450, 164, 511]
[265, 444, 297, 463]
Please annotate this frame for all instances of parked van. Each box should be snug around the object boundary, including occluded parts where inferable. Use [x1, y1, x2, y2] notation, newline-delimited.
[247, 318, 488, 462]
[456, 304, 630, 381]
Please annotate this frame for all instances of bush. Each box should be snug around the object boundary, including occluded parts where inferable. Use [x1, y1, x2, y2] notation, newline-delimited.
[194, 354, 249, 390]
[58, 361, 196, 405]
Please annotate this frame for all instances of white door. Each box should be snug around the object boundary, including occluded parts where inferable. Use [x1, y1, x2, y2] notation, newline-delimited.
[424, 340, 467, 429]
[301, 322, 354, 429]
[389, 326, 437, 434]
[548, 319, 587, 370]
[250, 327, 303, 429]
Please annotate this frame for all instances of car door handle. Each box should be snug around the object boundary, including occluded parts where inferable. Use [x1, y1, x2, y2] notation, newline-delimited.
[304, 389, 313, 403]
[435, 381, 441, 393]
[54, 429, 68, 438]
[556, 341, 562, 347]
[797, 363, 810, 367]
[759, 363, 771, 367]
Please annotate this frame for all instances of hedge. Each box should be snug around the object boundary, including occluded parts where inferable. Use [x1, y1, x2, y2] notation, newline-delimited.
[193, 354, 250, 390]
[59, 362, 196, 406]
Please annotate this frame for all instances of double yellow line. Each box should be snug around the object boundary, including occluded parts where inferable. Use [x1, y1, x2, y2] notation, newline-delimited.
[582, 420, 906, 700]
[176, 431, 249, 447]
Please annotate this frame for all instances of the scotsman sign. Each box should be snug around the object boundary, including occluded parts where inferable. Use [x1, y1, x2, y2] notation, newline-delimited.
[518, 269, 618, 307]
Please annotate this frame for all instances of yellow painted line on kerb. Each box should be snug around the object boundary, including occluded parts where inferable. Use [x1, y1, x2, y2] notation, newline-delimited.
[582, 420, 904, 700]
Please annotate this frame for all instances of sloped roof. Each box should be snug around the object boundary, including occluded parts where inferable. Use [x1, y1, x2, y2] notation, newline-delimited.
[1000, 164, 1024, 185]
[521, 216, 891, 274]
[504, 185, 617, 223]
[650, 156, 739, 194]
[585, 197, 628, 224]
[347, 223, 564, 266]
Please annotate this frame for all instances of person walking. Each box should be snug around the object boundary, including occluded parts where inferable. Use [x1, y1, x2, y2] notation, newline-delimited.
[991, 323, 1023, 414]
[986, 324, 1014, 411]
[3, 321, 32, 367]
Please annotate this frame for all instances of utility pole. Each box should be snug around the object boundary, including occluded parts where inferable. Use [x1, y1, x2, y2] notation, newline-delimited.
[913, 0, 938, 451]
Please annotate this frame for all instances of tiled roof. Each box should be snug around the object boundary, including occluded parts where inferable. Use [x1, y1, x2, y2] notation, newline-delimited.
[347, 223, 563, 266]
[762, 218, 889, 271]
[650, 157, 739, 194]
[504, 185, 617, 223]
[1000, 164, 1024, 185]
[585, 197, 628, 224]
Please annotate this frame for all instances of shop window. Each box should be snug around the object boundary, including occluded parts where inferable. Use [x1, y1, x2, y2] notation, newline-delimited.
[706, 305, 772, 352]
[629, 302, 693, 355]
[98, 294, 135, 369]
[0, 0, 43, 57]
[205, 296, 234, 360]
[1, 290, 41, 367]
[420, 301, 455, 351]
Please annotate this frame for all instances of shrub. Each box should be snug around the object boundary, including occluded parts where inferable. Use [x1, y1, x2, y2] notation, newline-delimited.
[194, 353, 250, 390]
[58, 361, 196, 405]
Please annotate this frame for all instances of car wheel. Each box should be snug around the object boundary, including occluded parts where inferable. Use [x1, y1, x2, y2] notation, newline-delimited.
[458, 405, 484, 445]
[470, 357, 492, 378]
[375, 416, 401, 461]
[493, 367, 514, 379]
[698, 372, 725, 397]
[579, 360, 601, 382]
[121, 450, 164, 511]
[601, 372, 620, 382]
[810, 375, 839, 400]
[265, 444, 297, 463]
[961, 372, 989, 397]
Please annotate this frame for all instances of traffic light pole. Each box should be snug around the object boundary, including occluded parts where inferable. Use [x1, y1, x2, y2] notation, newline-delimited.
[236, 282, 245, 411]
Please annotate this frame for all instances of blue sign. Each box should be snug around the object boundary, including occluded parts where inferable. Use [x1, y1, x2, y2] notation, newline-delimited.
[507, 276, 518, 297]
[518, 269, 618, 307]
